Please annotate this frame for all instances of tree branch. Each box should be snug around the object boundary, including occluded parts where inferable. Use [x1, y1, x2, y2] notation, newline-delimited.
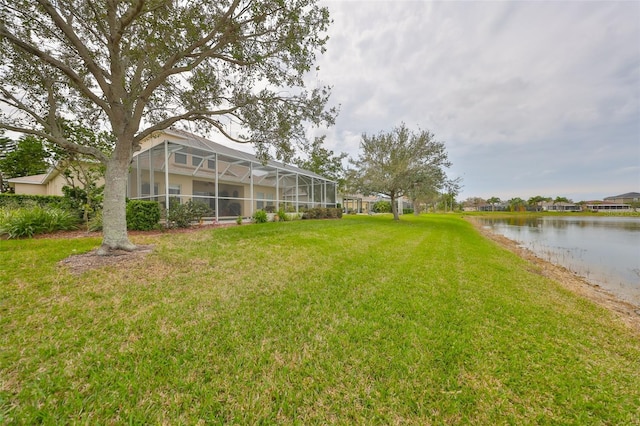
[35, 0, 112, 102]
[0, 123, 108, 163]
[134, 106, 246, 144]
[0, 24, 110, 112]
[137, 0, 245, 101]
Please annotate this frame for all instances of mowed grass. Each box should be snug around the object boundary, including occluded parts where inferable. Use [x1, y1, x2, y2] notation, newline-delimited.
[1, 215, 639, 424]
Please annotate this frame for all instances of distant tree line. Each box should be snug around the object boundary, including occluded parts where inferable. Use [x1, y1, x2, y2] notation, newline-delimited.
[461, 195, 583, 212]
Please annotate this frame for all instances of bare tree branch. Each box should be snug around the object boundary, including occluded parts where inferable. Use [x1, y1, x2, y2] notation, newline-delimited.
[36, 0, 112, 101]
[0, 25, 110, 112]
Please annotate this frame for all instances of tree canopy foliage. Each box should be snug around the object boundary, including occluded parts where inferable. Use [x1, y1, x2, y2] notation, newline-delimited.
[294, 136, 347, 189]
[508, 197, 526, 212]
[350, 123, 451, 220]
[0, 0, 336, 253]
[0, 135, 51, 192]
[441, 176, 463, 212]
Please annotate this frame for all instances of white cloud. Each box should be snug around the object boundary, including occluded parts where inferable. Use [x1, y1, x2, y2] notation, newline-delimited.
[312, 0, 640, 201]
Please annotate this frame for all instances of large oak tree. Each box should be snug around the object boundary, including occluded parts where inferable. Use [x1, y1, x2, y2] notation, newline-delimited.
[0, 0, 335, 254]
[350, 123, 451, 221]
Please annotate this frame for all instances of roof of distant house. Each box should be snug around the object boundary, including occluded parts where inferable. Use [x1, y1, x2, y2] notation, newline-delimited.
[604, 192, 640, 200]
[7, 172, 50, 185]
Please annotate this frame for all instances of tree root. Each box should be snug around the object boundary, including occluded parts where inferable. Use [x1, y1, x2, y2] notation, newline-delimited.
[96, 241, 137, 256]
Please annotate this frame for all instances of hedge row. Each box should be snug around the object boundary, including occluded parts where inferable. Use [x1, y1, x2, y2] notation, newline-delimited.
[301, 207, 342, 220]
[1, 196, 162, 236]
[0, 193, 71, 209]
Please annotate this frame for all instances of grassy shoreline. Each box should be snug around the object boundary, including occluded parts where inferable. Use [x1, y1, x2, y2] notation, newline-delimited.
[463, 210, 640, 218]
[2, 215, 639, 423]
[465, 215, 640, 331]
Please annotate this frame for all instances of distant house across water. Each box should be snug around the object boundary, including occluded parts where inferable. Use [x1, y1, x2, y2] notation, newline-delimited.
[585, 192, 638, 212]
[603, 192, 640, 204]
[541, 201, 581, 212]
[463, 192, 638, 212]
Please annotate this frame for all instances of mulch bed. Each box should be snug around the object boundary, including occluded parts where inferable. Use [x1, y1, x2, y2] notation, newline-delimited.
[49, 223, 233, 275]
[35, 222, 229, 240]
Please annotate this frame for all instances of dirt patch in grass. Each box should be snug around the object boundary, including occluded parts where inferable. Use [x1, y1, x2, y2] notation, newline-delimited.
[38, 223, 226, 240]
[54, 223, 232, 275]
[59, 244, 155, 275]
[467, 217, 640, 335]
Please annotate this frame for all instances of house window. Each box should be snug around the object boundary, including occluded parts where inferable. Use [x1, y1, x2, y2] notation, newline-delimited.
[169, 184, 181, 204]
[174, 153, 187, 164]
[207, 159, 216, 170]
[257, 191, 265, 209]
[192, 156, 202, 166]
[141, 182, 159, 197]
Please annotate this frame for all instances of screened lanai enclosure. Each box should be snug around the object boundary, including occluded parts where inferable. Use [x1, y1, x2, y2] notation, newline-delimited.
[127, 129, 338, 221]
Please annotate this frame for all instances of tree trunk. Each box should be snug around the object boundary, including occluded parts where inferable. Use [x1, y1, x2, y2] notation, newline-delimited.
[391, 192, 399, 221]
[98, 152, 135, 255]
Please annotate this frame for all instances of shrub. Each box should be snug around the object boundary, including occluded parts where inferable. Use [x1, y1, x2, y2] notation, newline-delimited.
[277, 208, 288, 222]
[127, 200, 161, 230]
[188, 201, 212, 223]
[252, 209, 268, 224]
[373, 201, 391, 213]
[165, 200, 212, 228]
[87, 209, 103, 232]
[301, 207, 342, 220]
[166, 201, 191, 228]
[61, 184, 103, 220]
[0, 193, 70, 209]
[0, 206, 78, 239]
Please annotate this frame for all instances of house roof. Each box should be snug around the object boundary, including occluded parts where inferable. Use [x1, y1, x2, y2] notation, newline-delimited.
[141, 128, 335, 182]
[10, 129, 335, 187]
[7, 159, 98, 186]
[604, 192, 640, 200]
[7, 169, 57, 185]
[548, 201, 578, 206]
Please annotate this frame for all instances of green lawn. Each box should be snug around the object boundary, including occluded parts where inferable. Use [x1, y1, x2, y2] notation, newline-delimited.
[1, 215, 639, 424]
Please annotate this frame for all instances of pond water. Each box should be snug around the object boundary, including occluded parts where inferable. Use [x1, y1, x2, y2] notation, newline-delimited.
[477, 216, 640, 307]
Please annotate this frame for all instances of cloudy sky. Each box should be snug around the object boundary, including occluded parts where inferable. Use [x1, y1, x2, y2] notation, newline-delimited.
[307, 0, 640, 202]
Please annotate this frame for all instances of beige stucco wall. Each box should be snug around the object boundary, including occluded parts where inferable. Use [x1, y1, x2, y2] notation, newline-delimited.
[46, 173, 70, 196]
[13, 183, 47, 195]
[12, 165, 106, 197]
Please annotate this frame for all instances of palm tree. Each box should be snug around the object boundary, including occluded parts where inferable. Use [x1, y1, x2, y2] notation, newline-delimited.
[508, 197, 526, 212]
[487, 196, 501, 212]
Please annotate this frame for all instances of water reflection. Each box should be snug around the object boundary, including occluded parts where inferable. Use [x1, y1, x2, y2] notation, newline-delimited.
[496, 216, 640, 231]
[477, 216, 640, 307]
